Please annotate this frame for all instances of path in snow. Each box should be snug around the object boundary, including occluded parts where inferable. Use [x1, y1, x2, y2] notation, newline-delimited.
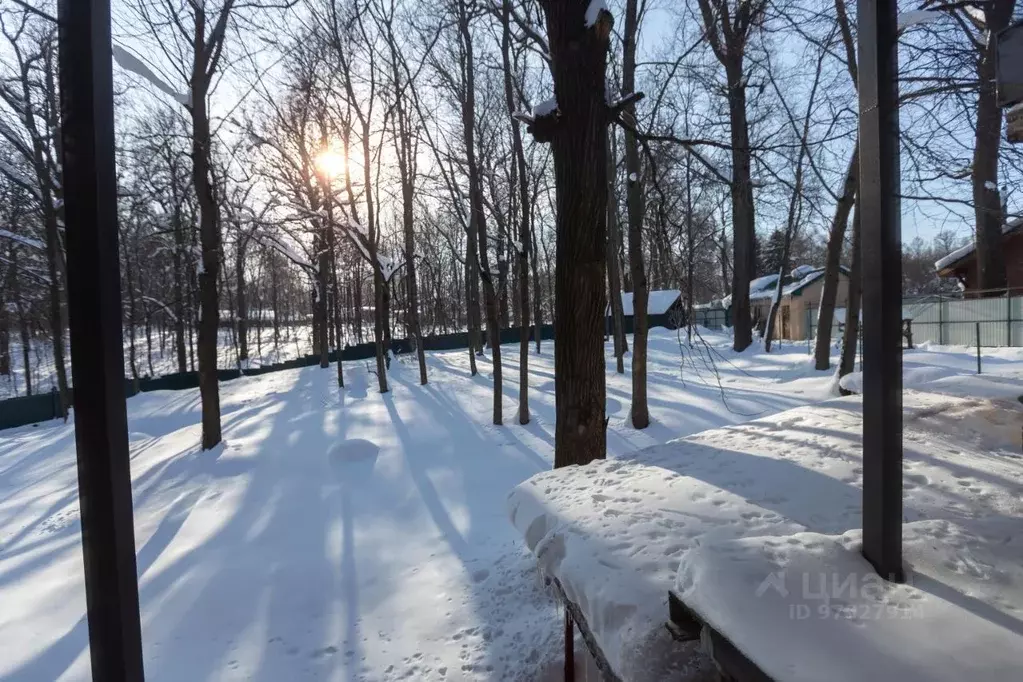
[1, 329, 1016, 680]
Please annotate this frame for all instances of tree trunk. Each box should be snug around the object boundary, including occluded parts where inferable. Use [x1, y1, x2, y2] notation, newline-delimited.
[172, 208, 188, 373]
[459, 0, 501, 424]
[402, 189, 427, 385]
[726, 59, 755, 353]
[839, 205, 862, 391]
[534, 0, 610, 467]
[0, 311, 8, 377]
[500, 0, 529, 422]
[19, 320, 31, 395]
[123, 235, 140, 386]
[331, 232, 344, 387]
[42, 207, 69, 417]
[606, 128, 628, 374]
[622, 0, 648, 428]
[971, 0, 1012, 293]
[9, 257, 31, 394]
[466, 237, 481, 373]
[317, 228, 329, 369]
[530, 209, 543, 353]
[763, 234, 794, 353]
[192, 64, 222, 450]
[0, 259, 11, 377]
[236, 239, 248, 363]
[814, 147, 859, 369]
[271, 251, 281, 353]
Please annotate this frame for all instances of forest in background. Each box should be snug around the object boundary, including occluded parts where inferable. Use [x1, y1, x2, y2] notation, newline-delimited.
[0, 0, 1019, 453]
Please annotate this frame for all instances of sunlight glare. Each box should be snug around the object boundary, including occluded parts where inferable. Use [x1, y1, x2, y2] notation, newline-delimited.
[316, 149, 347, 179]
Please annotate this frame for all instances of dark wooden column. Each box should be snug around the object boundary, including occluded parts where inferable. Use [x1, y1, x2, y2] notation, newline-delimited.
[857, 0, 904, 582]
[57, 0, 146, 678]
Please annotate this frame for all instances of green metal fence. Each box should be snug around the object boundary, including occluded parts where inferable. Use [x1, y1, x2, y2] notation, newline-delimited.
[0, 325, 563, 432]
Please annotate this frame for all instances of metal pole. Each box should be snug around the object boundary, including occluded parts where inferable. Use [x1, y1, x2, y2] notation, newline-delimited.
[1007, 292, 1012, 347]
[977, 322, 982, 374]
[57, 0, 145, 679]
[939, 294, 944, 344]
[858, 0, 904, 582]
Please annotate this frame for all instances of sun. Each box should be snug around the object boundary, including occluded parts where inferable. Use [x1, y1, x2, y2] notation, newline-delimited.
[316, 149, 347, 179]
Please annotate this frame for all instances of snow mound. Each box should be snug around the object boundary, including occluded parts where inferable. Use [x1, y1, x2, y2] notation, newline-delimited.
[840, 366, 1023, 401]
[675, 520, 1023, 682]
[509, 386, 1023, 680]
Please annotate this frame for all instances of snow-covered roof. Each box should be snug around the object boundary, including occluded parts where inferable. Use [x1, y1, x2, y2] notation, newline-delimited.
[508, 378, 1023, 681]
[749, 267, 836, 301]
[613, 289, 681, 317]
[749, 273, 781, 294]
[698, 267, 843, 310]
[934, 218, 1023, 272]
[789, 264, 816, 279]
[778, 267, 827, 297]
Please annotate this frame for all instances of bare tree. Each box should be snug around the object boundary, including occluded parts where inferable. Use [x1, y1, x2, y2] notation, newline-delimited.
[524, 0, 612, 466]
[499, 0, 532, 421]
[695, 0, 768, 352]
[606, 127, 628, 374]
[457, 0, 502, 425]
[622, 0, 650, 427]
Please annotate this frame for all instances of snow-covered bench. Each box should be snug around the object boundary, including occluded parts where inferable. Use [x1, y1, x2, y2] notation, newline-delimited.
[508, 375, 1023, 681]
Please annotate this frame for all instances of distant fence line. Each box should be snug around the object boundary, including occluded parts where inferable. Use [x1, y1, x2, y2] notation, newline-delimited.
[697, 292, 1023, 349]
[0, 324, 562, 432]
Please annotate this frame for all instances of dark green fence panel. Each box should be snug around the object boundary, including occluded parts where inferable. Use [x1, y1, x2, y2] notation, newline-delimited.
[422, 332, 470, 351]
[0, 393, 60, 429]
[140, 372, 200, 392]
[0, 323, 564, 432]
[341, 343, 377, 361]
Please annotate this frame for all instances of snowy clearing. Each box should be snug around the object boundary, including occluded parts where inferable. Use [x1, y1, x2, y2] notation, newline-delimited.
[2, 328, 1021, 680]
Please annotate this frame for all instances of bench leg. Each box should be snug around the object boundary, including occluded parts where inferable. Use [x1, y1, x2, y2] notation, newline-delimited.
[564, 607, 574, 681]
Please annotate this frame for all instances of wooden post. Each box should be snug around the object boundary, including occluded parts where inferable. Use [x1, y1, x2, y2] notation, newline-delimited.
[858, 0, 904, 583]
[977, 322, 982, 374]
[564, 607, 575, 681]
[58, 0, 145, 679]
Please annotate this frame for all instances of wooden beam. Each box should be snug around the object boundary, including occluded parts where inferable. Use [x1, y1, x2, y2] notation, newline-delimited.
[857, 0, 904, 583]
[57, 0, 145, 679]
[668, 590, 774, 682]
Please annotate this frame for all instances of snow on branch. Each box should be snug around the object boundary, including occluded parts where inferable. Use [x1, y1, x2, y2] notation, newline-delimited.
[0, 118, 31, 158]
[0, 228, 44, 250]
[112, 45, 191, 107]
[584, 0, 609, 28]
[519, 96, 561, 143]
[377, 253, 404, 282]
[141, 296, 179, 322]
[897, 10, 941, 30]
[0, 158, 38, 197]
[533, 97, 559, 118]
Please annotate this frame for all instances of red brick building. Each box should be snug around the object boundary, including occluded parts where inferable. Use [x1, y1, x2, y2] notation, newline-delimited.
[935, 218, 1023, 294]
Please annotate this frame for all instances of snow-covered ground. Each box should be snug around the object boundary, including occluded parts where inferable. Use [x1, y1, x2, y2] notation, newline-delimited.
[1, 328, 1020, 680]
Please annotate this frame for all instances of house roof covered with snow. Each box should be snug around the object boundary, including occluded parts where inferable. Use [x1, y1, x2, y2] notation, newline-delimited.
[935, 218, 1023, 274]
[613, 289, 681, 317]
[508, 378, 1023, 681]
[698, 266, 845, 310]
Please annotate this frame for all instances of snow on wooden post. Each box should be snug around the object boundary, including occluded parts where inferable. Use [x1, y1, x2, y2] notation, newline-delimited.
[57, 0, 145, 679]
[858, 0, 904, 583]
